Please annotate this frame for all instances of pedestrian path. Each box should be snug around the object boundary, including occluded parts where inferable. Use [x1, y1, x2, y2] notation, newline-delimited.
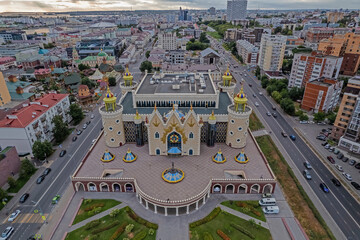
[251, 129, 269, 137]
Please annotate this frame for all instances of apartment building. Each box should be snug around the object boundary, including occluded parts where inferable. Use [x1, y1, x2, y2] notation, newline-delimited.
[258, 34, 287, 72]
[326, 12, 344, 23]
[226, 0, 247, 21]
[288, 52, 343, 88]
[301, 77, 343, 113]
[236, 40, 259, 65]
[306, 28, 351, 44]
[158, 32, 177, 51]
[0, 94, 71, 155]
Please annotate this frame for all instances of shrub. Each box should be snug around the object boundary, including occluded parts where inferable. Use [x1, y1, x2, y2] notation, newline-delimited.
[83, 199, 92, 204]
[110, 208, 121, 217]
[230, 223, 255, 239]
[84, 219, 101, 230]
[236, 202, 247, 208]
[88, 235, 99, 240]
[91, 220, 119, 234]
[148, 229, 155, 235]
[189, 207, 221, 228]
[125, 206, 158, 229]
[125, 224, 134, 233]
[133, 230, 147, 240]
[253, 210, 261, 217]
[216, 229, 231, 240]
[203, 232, 214, 240]
[84, 203, 104, 212]
[109, 222, 127, 240]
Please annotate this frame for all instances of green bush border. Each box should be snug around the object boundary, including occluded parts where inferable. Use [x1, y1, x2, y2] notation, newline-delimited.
[190, 207, 221, 228]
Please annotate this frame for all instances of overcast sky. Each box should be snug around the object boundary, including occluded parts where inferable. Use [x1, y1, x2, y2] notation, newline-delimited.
[0, 0, 359, 12]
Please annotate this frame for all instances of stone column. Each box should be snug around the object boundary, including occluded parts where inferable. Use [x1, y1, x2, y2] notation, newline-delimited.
[165, 207, 168, 216]
[196, 201, 199, 210]
[203, 196, 206, 204]
[145, 200, 149, 209]
[139, 195, 142, 204]
[176, 207, 179, 216]
[154, 205, 157, 214]
[186, 205, 189, 214]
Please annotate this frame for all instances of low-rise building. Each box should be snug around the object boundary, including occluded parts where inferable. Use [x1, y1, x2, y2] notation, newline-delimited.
[158, 32, 177, 51]
[0, 93, 71, 155]
[167, 50, 185, 64]
[301, 77, 343, 113]
[0, 57, 17, 70]
[200, 48, 220, 65]
[0, 146, 21, 187]
[236, 40, 259, 65]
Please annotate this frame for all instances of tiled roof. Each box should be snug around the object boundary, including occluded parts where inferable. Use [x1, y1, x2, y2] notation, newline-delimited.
[64, 73, 81, 85]
[0, 94, 68, 128]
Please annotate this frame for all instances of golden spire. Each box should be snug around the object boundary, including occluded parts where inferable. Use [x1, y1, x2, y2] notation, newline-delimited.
[209, 110, 216, 120]
[172, 104, 175, 111]
[134, 110, 141, 120]
[190, 103, 193, 111]
[154, 103, 157, 111]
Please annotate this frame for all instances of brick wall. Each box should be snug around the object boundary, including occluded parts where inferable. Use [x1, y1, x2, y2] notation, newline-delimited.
[0, 147, 21, 187]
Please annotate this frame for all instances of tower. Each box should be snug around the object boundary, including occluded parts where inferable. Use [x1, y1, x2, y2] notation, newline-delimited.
[72, 46, 79, 61]
[226, 85, 252, 148]
[207, 110, 216, 147]
[120, 67, 138, 95]
[99, 87, 125, 147]
[217, 66, 236, 96]
[134, 110, 144, 146]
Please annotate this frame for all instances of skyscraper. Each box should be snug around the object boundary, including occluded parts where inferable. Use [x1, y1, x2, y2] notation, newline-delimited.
[227, 0, 248, 22]
[179, 7, 192, 21]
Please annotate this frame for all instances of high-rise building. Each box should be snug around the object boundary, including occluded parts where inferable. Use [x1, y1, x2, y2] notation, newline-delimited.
[288, 52, 343, 88]
[0, 72, 11, 106]
[209, 7, 216, 15]
[326, 11, 344, 23]
[236, 40, 259, 65]
[158, 32, 177, 51]
[258, 34, 287, 72]
[179, 7, 192, 21]
[227, 0, 247, 22]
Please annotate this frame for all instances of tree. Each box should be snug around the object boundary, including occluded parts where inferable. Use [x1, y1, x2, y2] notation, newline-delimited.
[314, 112, 326, 123]
[61, 60, 69, 68]
[139, 61, 153, 73]
[20, 158, 36, 178]
[52, 115, 69, 143]
[261, 77, 269, 88]
[280, 98, 295, 115]
[145, 50, 150, 58]
[274, 26, 282, 34]
[69, 103, 84, 125]
[299, 114, 309, 121]
[327, 111, 337, 125]
[255, 66, 261, 78]
[266, 84, 277, 95]
[199, 32, 210, 43]
[81, 77, 95, 89]
[7, 177, 16, 189]
[289, 87, 304, 101]
[271, 91, 282, 103]
[78, 64, 90, 71]
[189, 38, 195, 43]
[32, 141, 53, 160]
[108, 77, 116, 86]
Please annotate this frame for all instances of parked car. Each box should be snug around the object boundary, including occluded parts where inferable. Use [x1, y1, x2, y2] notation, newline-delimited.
[19, 193, 29, 203]
[337, 153, 344, 159]
[59, 150, 67, 157]
[335, 164, 343, 172]
[281, 131, 288, 137]
[90, 114, 94, 119]
[351, 182, 360, 190]
[248, 84, 252, 87]
[327, 156, 335, 164]
[36, 175, 45, 184]
[343, 173, 352, 181]
[354, 162, 360, 169]
[8, 210, 20, 222]
[324, 144, 330, 149]
[290, 135, 296, 141]
[82, 123, 87, 129]
[304, 161, 312, 169]
[299, 120, 309, 124]
[331, 178, 341, 186]
[342, 157, 349, 162]
[329, 147, 335, 152]
[303, 170, 312, 180]
[317, 122, 326, 125]
[320, 183, 329, 193]
[42, 168, 51, 176]
[266, 112, 271, 116]
[86, 121, 91, 125]
[91, 139, 96, 145]
[272, 106, 276, 110]
[333, 149, 340, 155]
[321, 129, 327, 133]
[259, 92, 263, 95]
[72, 136, 77, 142]
[255, 102, 259, 107]
[262, 193, 272, 198]
[76, 130, 82, 135]
[0, 227, 14, 240]
[321, 142, 328, 146]
[349, 159, 356, 165]
[316, 135, 326, 141]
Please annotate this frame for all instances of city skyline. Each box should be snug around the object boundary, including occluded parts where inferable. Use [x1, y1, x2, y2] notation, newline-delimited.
[0, 0, 359, 13]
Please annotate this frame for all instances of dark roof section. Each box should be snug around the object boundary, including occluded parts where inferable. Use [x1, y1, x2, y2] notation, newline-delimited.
[344, 86, 360, 95]
[64, 73, 81, 85]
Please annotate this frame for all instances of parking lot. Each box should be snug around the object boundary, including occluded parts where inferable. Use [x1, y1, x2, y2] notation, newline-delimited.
[295, 121, 360, 196]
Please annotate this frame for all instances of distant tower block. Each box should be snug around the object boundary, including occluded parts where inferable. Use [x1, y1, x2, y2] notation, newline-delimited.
[217, 66, 236, 96]
[99, 87, 125, 147]
[120, 67, 138, 95]
[226, 85, 252, 148]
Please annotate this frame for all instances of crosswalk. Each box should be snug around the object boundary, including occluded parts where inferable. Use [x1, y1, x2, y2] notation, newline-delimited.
[2, 213, 51, 224]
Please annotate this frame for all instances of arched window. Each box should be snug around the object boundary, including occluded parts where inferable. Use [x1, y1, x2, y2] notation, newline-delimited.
[156, 149, 160, 155]
[155, 132, 160, 139]
[189, 149, 193, 155]
[189, 132, 194, 139]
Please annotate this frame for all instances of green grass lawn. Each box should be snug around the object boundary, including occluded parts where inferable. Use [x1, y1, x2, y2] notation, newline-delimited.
[249, 112, 265, 131]
[221, 200, 267, 222]
[72, 199, 121, 225]
[66, 207, 156, 240]
[7, 170, 38, 193]
[190, 211, 271, 240]
[206, 31, 222, 39]
[0, 196, 13, 211]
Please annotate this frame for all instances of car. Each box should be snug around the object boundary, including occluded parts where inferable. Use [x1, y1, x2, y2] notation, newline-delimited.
[321, 142, 328, 146]
[316, 135, 326, 141]
[255, 102, 259, 107]
[329, 146, 335, 152]
[299, 120, 309, 124]
[259, 92, 263, 95]
[354, 162, 360, 169]
[331, 178, 341, 186]
[83, 124, 87, 129]
[59, 150, 67, 157]
[248, 84, 252, 87]
[76, 130, 82, 135]
[266, 112, 271, 116]
[303, 170, 312, 180]
[333, 149, 340, 155]
[253, 94, 256, 98]
[321, 129, 327, 133]
[281, 131, 288, 137]
[327, 156, 335, 164]
[0, 227, 14, 240]
[8, 210, 20, 222]
[272, 112, 277, 118]
[337, 153, 344, 159]
[91, 114, 94, 119]
[262, 193, 272, 198]
[317, 122, 326, 125]
[36, 175, 45, 184]
[320, 183, 329, 193]
[289, 135, 296, 141]
[324, 144, 330, 149]
[91, 139, 96, 145]
[303, 160, 312, 169]
[335, 164, 343, 172]
[19, 193, 29, 203]
[86, 121, 91, 125]
[42, 168, 51, 176]
[342, 157, 349, 162]
[101, 127, 104, 131]
[272, 106, 276, 110]
[349, 159, 356, 165]
[343, 173, 352, 181]
[72, 135, 78, 142]
[351, 182, 360, 190]
[52, 195, 61, 204]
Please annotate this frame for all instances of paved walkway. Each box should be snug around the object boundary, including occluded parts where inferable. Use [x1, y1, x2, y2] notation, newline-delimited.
[251, 129, 269, 137]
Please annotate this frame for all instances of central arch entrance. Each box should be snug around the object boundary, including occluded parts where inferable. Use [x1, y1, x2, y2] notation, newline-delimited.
[167, 131, 182, 156]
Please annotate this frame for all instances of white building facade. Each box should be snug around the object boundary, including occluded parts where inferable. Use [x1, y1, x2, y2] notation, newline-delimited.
[258, 34, 287, 72]
[236, 40, 259, 65]
[158, 32, 177, 51]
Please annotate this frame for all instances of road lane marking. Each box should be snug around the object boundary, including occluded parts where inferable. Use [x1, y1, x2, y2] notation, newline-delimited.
[19, 213, 31, 223]
[25, 213, 35, 223]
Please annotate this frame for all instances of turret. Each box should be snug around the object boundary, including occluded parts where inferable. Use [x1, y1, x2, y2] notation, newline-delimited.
[120, 67, 138, 95]
[217, 66, 236, 96]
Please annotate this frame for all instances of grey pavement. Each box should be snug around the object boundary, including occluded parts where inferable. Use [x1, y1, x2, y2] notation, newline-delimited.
[251, 129, 269, 137]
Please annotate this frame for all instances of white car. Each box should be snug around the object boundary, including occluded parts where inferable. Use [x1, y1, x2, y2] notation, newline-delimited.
[255, 102, 259, 107]
[259, 92, 263, 95]
[343, 173, 352, 181]
[0, 227, 14, 240]
[83, 124, 87, 129]
[90, 114, 94, 119]
[335, 164, 343, 172]
[8, 210, 20, 222]
[91, 139, 96, 145]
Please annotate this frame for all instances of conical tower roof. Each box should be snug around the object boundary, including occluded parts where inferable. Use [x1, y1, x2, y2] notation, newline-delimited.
[234, 85, 247, 105]
[123, 67, 133, 84]
[123, 148, 137, 163]
[212, 149, 226, 163]
[235, 149, 249, 164]
[103, 86, 116, 104]
[101, 149, 115, 162]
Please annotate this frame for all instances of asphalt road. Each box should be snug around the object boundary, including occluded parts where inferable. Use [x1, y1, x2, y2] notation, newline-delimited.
[209, 38, 360, 239]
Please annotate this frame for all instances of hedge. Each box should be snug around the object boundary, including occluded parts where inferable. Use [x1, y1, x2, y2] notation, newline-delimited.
[189, 207, 221, 228]
[133, 230, 148, 240]
[125, 206, 158, 230]
[216, 229, 231, 240]
[230, 223, 255, 239]
[91, 220, 119, 234]
[84, 219, 101, 230]
[203, 232, 214, 240]
[84, 203, 105, 212]
[109, 222, 128, 240]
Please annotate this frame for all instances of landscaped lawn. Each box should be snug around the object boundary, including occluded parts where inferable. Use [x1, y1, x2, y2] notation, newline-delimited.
[66, 207, 157, 240]
[190, 210, 271, 240]
[206, 31, 222, 39]
[0, 196, 13, 211]
[221, 200, 266, 222]
[7, 169, 38, 193]
[249, 112, 264, 131]
[72, 199, 121, 225]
